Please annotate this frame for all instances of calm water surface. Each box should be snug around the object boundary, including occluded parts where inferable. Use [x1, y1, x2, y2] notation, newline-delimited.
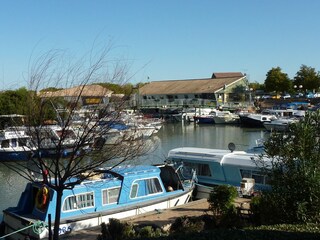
[0, 122, 269, 220]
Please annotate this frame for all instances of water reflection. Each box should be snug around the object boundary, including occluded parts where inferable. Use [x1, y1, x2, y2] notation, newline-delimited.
[0, 163, 29, 220]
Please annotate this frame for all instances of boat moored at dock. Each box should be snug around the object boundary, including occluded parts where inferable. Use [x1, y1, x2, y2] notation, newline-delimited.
[0, 127, 36, 161]
[2, 164, 195, 239]
[167, 144, 271, 199]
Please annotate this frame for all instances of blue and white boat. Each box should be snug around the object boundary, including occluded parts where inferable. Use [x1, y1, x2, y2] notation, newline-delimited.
[0, 127, 36, 161]
[167, 144, 271, 199]
[2, 164, 195, 239]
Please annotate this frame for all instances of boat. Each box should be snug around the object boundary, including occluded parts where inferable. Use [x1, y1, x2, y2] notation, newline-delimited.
[0, 127, 36, 161]
[239, 113, 277, 128]
[193, 114, 215, 124]
[167, 144, 270, 199]
[182, 108, 212, 122]
[2, 164, 195, 239]
[28, 125, 84, 157]
[211, 111, 240, 124]
[193, 109, 218, 124]
[263, 118, 298, 132]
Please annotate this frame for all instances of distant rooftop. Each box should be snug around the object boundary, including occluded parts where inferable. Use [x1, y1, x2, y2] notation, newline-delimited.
[139, 72, 246, 95]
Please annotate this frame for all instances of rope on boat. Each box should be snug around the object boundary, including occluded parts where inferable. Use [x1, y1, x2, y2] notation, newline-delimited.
[0, 220, 47, 239]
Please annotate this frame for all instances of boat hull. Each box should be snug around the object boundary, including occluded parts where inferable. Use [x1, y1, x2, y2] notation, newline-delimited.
[0, 150, 33, 161]
[194, 116, 214, 124]
[239, 115, 271, 128]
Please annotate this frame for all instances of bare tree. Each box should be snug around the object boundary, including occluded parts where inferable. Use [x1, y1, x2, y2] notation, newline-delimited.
[2, 45, 154, 239]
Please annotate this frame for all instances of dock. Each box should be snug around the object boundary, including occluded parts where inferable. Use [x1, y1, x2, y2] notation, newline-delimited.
[62, 198, 250, 240]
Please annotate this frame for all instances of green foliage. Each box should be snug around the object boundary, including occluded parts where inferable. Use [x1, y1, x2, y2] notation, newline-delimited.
[100, 218, 135, 240]
[137, 225, 163, 238]
[0, 88, 30, 115]
[170, 216, 206, 234]
[294, 64, 320, 92]
[208, 185, 238, 215]
[249, 82, 265, 91]
[264, 67, 291, 93]
[250, 193, 286, 225]
[39, 87, 63, 92]
[259, 110, 320, 224]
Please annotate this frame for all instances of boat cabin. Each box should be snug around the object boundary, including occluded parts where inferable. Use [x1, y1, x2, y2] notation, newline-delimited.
[167, 147, 271, 191]
[3, 164, 194, 239]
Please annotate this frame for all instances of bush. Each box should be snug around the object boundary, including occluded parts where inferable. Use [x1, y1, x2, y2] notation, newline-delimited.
[208, 185, 238, 215]
[170, 216, 205, 234]
[135, 224, 164, 238]
[97, 218, 135, 240]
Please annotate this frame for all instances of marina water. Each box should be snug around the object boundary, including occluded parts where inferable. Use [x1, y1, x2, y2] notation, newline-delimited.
[0, 122, 269, 220]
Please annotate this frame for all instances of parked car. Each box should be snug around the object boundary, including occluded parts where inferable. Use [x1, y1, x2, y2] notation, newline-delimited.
[306, 92, 314, 98]
[261, 95, 272, 100]
[281, 94, 291, 99]
[314, 93, 320, 98]
[294, 93, 304, 98]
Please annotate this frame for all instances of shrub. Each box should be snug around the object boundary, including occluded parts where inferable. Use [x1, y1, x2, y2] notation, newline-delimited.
[135, 224, 164, 238]
[208, 185, 238, 216]
[99, 218, 135, 240]
[170, 216, 205, 234]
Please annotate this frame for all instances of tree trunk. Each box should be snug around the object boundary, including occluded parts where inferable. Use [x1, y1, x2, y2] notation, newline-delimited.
[53, 189, 63, 240]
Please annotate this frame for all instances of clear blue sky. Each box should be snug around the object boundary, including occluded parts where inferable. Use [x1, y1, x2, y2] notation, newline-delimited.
[1, 0, 320, 89]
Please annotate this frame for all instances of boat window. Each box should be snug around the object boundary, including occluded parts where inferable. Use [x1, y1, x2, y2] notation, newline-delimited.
[183, 162, 211, 177]
[102, 187, 120, 205]
[62, 192, 94, 211]
[18, 138, 27, 147]
[11, 139, 17, 147]
[130, 177, 163, 199]
[1, 140, 9, 148]
[130, 183, 138, 198]
[240, 169, 251, 179]
[251, 171, 265, 184]
[56, 130, 77, 139]
[240, 169, 268, 185]
[198, 164, 211, 176]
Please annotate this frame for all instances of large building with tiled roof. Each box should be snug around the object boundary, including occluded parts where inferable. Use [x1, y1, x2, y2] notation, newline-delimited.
[40, 84, 113, 106]
[138, 72, 249, 108]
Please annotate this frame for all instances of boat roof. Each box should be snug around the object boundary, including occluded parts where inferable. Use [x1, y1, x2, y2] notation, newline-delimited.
[105, 165, 160, 177]
[168, 147, 271, 168]
[34, 165, 162, 187]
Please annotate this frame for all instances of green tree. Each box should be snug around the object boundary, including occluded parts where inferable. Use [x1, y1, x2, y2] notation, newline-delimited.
[0, 88, 30, 115]
[255, 111, 320, 224]
[249, 82, 265, 92]
[264, 67, 291, 94]
[293, 64, 320, 93]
